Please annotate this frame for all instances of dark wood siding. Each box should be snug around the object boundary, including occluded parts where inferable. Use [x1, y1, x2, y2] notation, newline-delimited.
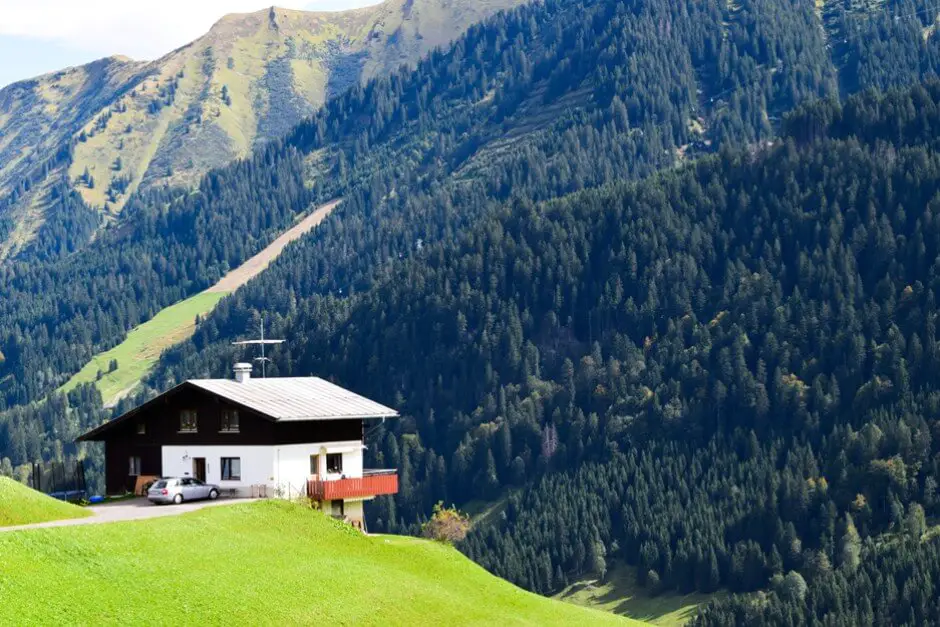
[97, 384, 364, 495]
[104, 440, 161, 495]
[273, 419, 362, 444]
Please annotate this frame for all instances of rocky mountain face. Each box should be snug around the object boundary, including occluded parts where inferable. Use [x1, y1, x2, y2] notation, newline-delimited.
[0, 0, 523, 259]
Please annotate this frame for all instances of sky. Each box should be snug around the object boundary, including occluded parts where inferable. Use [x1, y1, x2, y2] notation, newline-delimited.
[0, 0, 381, 88]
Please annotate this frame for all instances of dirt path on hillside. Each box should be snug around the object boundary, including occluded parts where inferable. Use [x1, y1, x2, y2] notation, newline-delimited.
[207, 198, 342, 293]
[0, 498, 257, 533]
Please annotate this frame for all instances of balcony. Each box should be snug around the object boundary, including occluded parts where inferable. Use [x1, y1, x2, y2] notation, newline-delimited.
[307, 469, 398, 501]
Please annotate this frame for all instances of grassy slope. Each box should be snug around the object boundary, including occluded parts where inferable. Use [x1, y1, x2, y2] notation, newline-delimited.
[0, 477, 90, 527]
[464, 495, 712, 626]
[65, 1, 525, 213]
[2, 2, 526, 258]
[0, 57, 145, 197]
[0, 173, 50, 260]
[555, 563, 722, 626]
[59, 198, 339, 404]
[0, 500, 640, 625]
[60, 291, 228, 402]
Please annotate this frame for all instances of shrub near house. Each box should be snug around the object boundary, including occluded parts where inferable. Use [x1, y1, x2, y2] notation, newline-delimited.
[421, 502, 471, 544]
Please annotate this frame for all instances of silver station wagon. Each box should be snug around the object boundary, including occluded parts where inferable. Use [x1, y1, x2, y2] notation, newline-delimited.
[147, 477, 220, 505]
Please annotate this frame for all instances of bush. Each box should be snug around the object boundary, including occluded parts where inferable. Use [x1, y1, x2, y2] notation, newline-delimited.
[421, 502, 470, 544]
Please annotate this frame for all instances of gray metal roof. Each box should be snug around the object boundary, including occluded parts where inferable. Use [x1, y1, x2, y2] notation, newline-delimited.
[187, 377, 399, 421]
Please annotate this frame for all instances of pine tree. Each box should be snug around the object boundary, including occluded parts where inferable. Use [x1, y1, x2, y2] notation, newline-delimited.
[905, 503, 927, 540]
[839, 513, 861, 572]
[591, 541, 607, 581]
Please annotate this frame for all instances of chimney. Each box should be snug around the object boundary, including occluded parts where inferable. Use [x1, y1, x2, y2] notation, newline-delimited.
[233, 363, 253, 383]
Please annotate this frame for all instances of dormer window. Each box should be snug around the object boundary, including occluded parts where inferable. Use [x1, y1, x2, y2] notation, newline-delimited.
[136, 422, 146, 435]
[179, 410, 198, 433]
[220, 409, 240, 433]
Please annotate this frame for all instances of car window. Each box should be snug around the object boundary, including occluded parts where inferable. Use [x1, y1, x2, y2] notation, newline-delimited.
[153, 480, 167, 489]
[181, 478, 192, 486]
[192, 479, 203, 486]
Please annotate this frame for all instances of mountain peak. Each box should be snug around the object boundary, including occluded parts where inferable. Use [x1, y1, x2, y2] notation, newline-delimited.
[208, 3, 382, 32]
[0, 0, 526, 258]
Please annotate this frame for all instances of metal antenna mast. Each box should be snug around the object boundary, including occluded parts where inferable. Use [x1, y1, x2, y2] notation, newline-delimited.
[232, 317, 285, 378]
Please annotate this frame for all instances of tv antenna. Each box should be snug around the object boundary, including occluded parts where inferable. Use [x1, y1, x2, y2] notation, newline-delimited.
[232, 317, 285, 378]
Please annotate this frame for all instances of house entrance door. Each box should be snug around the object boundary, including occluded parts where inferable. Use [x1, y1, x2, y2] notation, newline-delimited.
[193, 458, 206, 482]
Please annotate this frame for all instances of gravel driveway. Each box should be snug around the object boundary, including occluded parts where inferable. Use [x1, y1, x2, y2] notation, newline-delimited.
[0, 497, 255, 533]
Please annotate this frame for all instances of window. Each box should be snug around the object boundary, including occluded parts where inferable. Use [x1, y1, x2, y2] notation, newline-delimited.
[129, 456, 141, 476]
[220, 457, 241, 481]
[136, 422, 146, 435]
[331, 500, 345, 518]
[326, 453, 343, 474]
[220, 409, 240, 433]
[179, 409, 198, 433]
[309, 454, 320, 476]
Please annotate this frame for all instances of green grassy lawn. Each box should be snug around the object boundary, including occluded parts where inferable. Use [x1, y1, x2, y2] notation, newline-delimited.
[555, 562, 721, 626]
[59, 291, 228, 404]
[0, 477, 90, 527]
[0, 500, 641, 625]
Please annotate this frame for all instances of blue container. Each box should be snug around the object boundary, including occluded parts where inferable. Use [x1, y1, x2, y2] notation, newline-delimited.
[89, 495, 105, 504]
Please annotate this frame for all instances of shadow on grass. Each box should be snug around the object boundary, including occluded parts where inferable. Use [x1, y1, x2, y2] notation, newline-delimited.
[555, 561, 724, 626]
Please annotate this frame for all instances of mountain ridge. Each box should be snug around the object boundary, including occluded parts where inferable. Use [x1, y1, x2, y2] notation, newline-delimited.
[0, 0, 524, 260]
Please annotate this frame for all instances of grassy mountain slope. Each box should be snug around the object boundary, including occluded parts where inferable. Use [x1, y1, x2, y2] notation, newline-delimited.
[58, 291, 228, 404]
[0, 500, 637, 625]
[0, 56, 145, 198]
[0, 56, 146, 258]
[58, 198, 341, 405]
[0, 0, 523, 258]
[68, 1, 524, 209]
[0, 476, 89, 527]
[556, 563, 722, 626]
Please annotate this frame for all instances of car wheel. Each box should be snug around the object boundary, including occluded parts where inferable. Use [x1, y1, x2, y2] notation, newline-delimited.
[173, 493, 183, 505]
[209, 489, 219, 500]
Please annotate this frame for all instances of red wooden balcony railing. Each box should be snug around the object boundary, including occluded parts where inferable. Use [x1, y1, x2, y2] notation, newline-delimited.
[307, 469, 398, 500]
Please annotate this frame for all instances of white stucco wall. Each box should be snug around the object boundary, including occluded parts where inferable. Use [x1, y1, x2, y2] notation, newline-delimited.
[324, 499, 365, 521]
[162, 445, 275, 495]
[345, 499, 364, 521]
[273, 441, 364, 494]
[160, 441, 365, 498]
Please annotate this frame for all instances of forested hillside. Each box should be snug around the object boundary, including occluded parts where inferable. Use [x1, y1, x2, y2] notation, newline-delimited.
[155, 79, 940, 621]
[693, 532, 940, 625]
[459, 84, 940, 617]
[7, 1, 940, 622]
[1, 0, 849, 416]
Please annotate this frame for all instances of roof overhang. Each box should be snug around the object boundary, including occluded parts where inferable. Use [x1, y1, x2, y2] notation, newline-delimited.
[76, 379, 400, 442]
[77, 381, 191, 442]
